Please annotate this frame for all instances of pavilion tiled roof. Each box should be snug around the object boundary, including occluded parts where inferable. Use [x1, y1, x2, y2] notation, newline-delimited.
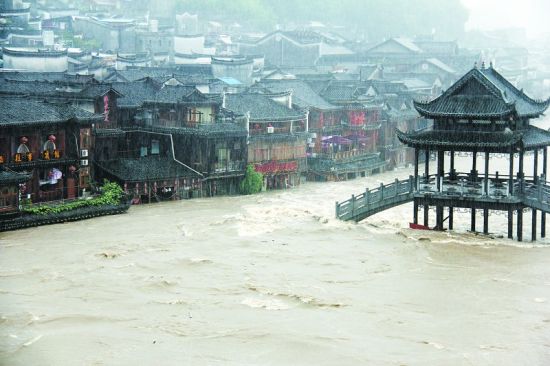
[414, 66, 550, 119]
[396, 125, 550, 151]
[395, 129, 522, 151]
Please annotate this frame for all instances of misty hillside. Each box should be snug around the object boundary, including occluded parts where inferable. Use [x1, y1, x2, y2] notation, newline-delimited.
[171, 0, 468, 40]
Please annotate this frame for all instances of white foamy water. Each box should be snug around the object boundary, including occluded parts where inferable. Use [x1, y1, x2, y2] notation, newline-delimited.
[1, 116, 550, 365]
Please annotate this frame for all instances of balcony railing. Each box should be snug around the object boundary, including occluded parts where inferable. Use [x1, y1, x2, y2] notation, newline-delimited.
[313, 149, 376, 161]
[213, 161, 246, 173]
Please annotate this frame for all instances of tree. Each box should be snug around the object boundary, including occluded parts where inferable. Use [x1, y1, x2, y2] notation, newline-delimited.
[240, 165, 263, 195]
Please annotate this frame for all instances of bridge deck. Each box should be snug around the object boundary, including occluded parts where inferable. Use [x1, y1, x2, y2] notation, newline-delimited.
[336, 173, 550, 222]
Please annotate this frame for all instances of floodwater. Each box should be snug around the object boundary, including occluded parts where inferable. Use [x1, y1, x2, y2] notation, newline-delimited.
[1, 118, 550, 365]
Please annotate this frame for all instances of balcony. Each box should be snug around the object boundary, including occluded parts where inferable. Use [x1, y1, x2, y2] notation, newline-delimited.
[213, 161, 246, 174]
[8, 151, 75, 170]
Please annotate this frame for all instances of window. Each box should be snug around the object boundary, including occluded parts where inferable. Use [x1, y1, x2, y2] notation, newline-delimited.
[140, 146, 148, 157]
[151, 140, 159, 155]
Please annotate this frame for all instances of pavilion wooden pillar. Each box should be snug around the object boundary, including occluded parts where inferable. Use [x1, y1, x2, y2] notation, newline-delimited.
[448, 150, 455, 230]
[423, 204, 429, 227]
[424, 149, 429, 182]
[518, 149, 524, 193]
[414, 148, 419, 188]
[424, 149, 429, 227]
[508, 150, 514, 195]
[508, 208, 513, 239]
[483, 151, 490, 234]
[517, 208, 523, 242]
[533, 149, 539, 184]
[484, 151, 490, 195]
[532, 149, 539, 241]
[413, 146, 420, 226]
[470, 150, 477, 232]
[542, 147, 547, 238]
[483, 209, 489, 234]
[435, 150, 444, 230]
[472, 150, 477, 178]
[450, 150, 455, 178]
[532, 208, 537, 242]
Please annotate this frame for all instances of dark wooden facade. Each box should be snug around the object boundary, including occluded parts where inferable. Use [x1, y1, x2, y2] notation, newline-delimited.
[0, 98, 102, 205]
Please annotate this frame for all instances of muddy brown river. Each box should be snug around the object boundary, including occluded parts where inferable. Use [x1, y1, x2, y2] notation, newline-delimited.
[2, 119, 550, 365]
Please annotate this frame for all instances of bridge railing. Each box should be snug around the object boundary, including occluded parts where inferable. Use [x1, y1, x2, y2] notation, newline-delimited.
[336, 176, 415, 220]
[336, 173, 550, 222]
[523, 182, 550, 211]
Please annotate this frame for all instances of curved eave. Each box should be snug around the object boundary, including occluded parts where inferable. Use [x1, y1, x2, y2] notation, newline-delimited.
[413, 100, 516, 119]
[395, 129, 523, 152]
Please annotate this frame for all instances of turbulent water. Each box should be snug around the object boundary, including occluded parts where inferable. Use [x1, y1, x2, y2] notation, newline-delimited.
[1, 118, 550, 365]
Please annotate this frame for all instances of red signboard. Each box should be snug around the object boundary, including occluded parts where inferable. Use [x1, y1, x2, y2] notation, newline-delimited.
[254, 161, 298, 174]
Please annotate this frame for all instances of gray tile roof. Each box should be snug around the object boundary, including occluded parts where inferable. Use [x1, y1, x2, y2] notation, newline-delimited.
[97, 156, 199, 182]
[0, 98, 102, 127]
[111, 80, 159, 108]
[321, 84, 358, 102]
[0, 71, 96, 84]
[224, 93, 305, 122]
[257, 79, 337, 110]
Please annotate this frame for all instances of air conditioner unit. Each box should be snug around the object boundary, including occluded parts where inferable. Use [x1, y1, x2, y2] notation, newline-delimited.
[267, 126, 274, 133]
[80, 149, 89, 157]
[308, 143, 316, 148]
[80, 159, 89, 166]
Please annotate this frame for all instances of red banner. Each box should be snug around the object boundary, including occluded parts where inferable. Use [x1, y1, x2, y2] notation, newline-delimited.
[255, 161, 298, 174]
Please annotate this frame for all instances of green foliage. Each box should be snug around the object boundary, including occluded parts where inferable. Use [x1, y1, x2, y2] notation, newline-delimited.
[240, 165, 263, 195]
[23, 181, 124, 216]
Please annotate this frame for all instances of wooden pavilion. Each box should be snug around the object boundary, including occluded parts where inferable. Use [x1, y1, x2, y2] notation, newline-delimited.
[397, 63, 550, 240]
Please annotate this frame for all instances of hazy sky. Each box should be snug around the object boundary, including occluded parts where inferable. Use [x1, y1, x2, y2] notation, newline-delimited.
[462, 0, 549, 36]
